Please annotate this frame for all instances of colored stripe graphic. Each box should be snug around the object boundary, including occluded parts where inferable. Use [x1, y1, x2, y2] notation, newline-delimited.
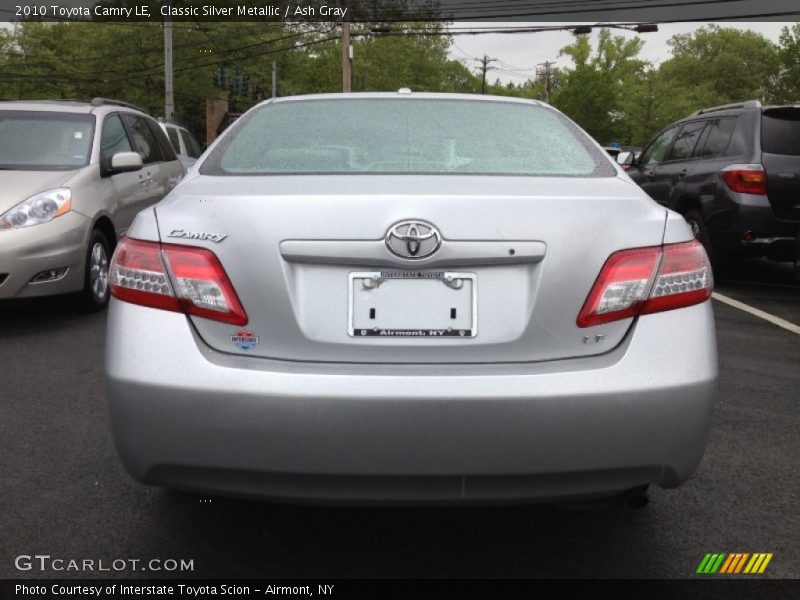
[699, 553, 773, 574]
[698, 553, 727, 573]
[719, 554, 736, 574]
[745, 554, 761, 573]
[712, 553, 727, 573]
[697, 554, 713, 573]
[758, 554, 773, 573]
[734, 553, 750, 573]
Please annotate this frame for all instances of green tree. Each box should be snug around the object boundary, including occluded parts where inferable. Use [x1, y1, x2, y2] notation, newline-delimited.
[552, 29, 646, 144]
[658, 25, 779, 109]
[774, 23, 800, 103]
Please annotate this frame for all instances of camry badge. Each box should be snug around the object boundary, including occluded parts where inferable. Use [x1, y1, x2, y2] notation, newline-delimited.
[385, 220, 442, 259]
[168, 229, 228, 243]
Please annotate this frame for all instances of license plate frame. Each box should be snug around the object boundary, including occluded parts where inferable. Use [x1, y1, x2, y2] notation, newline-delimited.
[348, 271, 477, 338]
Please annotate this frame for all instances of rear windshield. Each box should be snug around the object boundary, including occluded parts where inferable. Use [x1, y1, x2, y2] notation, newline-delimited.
[761, 108, 800, 156]
[201, 98, 613, 177]
[0, 111, 95, 170]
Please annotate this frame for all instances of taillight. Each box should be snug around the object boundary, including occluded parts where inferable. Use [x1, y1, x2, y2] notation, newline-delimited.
[721, 164, 767, 195]
[577, 240, 713, 328]
[110, 237, 247, 326]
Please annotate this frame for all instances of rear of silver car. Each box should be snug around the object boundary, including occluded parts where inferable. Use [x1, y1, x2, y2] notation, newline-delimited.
[105, 94, 717, 503]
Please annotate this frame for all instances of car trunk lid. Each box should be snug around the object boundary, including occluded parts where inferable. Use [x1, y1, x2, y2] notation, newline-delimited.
[154, 174, 668, 364]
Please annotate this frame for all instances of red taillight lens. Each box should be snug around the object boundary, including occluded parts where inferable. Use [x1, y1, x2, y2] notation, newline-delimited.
[721, 164, 767, 195]
[108, 238, 182, 313]
[577, 240, 713, 328]
[110, 237, 248, 326]
[641, 240, 713, 315]
[577, 246, 661, 327]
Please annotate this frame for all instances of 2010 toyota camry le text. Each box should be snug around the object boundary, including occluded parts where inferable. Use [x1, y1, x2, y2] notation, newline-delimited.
[104, 92, 718, 506]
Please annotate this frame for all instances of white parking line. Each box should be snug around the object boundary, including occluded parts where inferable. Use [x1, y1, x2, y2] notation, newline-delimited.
[712, 292, 800, 336]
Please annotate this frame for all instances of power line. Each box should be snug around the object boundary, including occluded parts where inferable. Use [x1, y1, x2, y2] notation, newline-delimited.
[0, 30, 339, 85]
[0, 22, 294, 70]
[0, 27, 333, 80]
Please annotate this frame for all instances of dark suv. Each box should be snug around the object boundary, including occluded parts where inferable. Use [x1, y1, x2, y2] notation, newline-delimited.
[627, 100, 800, 266]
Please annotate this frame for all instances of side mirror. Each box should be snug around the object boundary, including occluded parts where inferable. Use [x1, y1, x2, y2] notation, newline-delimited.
[617, 151, 635, 169]
[110, 151, 143, 173]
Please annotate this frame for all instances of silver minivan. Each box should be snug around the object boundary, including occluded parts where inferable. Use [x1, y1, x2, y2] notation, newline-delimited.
[0, 98, 184, 310]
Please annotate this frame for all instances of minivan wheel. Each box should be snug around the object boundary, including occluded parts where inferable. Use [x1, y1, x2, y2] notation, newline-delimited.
[76, 229, 111, 312]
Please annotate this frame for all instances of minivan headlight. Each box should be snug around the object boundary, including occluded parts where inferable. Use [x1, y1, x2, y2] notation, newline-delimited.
[0, 188, 72, 231]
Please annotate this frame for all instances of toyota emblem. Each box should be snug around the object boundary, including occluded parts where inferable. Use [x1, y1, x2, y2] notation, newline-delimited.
[385, 220, 442, 259]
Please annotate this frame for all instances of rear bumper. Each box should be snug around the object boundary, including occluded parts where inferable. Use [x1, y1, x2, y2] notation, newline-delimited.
[707, 195, 799, 260]
[105, 300, 718, 504]
[0, 212, 90, 299]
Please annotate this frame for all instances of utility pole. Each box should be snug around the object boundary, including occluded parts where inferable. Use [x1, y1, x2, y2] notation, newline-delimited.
[342, 1, 352, 94]
[477, 55, 497, 95]
[272, 61, 277, 98]
[163, 0, 174, 121]
[535, 60, 556, 103]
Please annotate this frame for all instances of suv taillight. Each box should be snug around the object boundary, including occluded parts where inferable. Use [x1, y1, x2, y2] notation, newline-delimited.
[721, 164, 767, 195]
[577, 240, 713, 328]
[109, 237, 248, 326]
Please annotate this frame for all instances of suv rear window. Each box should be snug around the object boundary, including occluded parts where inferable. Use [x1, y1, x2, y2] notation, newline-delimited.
[761, 108, 800, 156]
[201, 99, 613, 177]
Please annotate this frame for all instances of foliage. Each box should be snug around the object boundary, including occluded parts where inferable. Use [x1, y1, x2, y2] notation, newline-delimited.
[551, 29, 646, 144]
[0, 21, 795, 147]
[774, 23, 800, 103]
[550, 25, 788, 146]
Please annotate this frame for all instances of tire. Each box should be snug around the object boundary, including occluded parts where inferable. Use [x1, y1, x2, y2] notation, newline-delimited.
[75, 229, 112, 312]
[683, 208, 724, 272]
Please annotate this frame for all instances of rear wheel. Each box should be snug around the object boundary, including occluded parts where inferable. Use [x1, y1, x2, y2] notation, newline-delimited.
[683, 208, 724, 272]
[76, 229, 111, 312]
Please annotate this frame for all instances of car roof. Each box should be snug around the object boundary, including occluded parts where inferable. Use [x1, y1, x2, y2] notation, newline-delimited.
[679, 101, 799, 125]
[0, 100, 96, 114]
[260, 91, 546, 108]
[0, 99, 148, 117]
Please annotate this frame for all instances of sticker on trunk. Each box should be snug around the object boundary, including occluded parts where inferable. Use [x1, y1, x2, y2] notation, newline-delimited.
[231, 331, 259, 351]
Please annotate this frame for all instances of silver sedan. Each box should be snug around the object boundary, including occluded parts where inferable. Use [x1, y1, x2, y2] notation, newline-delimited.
[105, 92, 717, 505]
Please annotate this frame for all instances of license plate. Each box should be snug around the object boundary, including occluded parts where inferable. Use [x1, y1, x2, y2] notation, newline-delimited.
[348, 271, 477, 337]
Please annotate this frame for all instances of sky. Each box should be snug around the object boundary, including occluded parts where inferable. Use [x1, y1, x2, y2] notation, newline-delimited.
[447, 22, 794, 84]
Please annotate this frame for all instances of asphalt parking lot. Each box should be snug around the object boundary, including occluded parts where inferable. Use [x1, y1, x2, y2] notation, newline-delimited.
[1, 257, 798, 580]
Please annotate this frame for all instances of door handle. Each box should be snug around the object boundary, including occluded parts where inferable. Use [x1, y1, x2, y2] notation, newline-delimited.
[678, 169, 688, 178]
[644, 170, 656, 179]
